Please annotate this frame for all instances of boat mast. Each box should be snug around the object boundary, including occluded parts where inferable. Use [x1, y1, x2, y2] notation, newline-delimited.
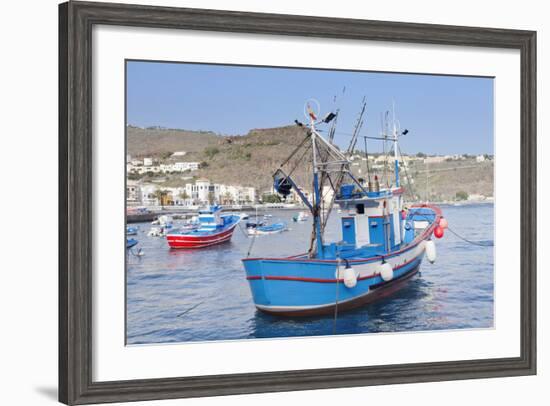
[392, 101, 400, 188]
[310, 116, 324, 258]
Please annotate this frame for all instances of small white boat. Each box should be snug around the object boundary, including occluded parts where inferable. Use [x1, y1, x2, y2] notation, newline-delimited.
[148, 227, 166, 237]
[292, 211, 309, 222]
[152, 215, 174, 229]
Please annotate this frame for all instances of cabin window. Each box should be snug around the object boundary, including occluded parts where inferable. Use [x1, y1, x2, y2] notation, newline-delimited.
[356, 204, 365, 214]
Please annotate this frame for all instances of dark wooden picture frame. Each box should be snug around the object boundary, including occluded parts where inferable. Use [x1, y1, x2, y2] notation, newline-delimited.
[59, 1, 536, 404]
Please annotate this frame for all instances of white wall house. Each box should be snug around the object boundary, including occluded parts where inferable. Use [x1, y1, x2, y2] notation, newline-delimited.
[126, 179, 256, 207]
[127, 161, 200, 175]
[126, 180, 142, 205]
[173, 162, 199, 171]
[140, 184, 160, 206]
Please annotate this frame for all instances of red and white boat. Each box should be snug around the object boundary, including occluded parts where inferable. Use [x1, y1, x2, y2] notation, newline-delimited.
[166, 206, 241, 249]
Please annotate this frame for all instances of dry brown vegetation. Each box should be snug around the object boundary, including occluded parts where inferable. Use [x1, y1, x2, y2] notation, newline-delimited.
[127, 125, 494, 201]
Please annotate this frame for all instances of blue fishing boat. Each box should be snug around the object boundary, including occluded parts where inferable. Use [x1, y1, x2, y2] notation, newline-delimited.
[126, 238, 139, 249]
[248, 221, 287, 235]
[126, 226, 139, 235]
[242, 101, 446, 316]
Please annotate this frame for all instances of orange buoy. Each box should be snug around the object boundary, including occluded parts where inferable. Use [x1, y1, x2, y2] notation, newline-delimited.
[434, 226, 444, 239]
[439, 217, 449, 229]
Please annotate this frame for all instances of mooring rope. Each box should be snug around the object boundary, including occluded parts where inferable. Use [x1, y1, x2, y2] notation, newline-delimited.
[176, 301, 205, 318]
[128, 247, 144, 257]
[445, 225, 494, 247]
[413, 212, 493, 247]
[246, 226, 258, 257]
[236, 221, 251, 239]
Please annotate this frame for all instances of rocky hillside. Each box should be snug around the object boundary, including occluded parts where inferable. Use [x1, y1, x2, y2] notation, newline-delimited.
[127, 125, 313, 192]
[127, 126, 220, 156]
[127, 125, 494, 201]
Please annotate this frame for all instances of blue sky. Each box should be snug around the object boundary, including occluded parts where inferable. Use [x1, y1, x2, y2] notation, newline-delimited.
[126, 61, 494, 155]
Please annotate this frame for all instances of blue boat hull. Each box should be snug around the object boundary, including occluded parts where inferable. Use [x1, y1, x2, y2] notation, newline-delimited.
[243, 247, 425, 316]
[242, 203, 442, 316]
[126, 238, 138, 249]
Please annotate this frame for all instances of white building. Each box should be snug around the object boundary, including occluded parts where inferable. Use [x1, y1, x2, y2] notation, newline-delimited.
[126, 180, 142, 205]
[127, 179, 256, 207]
[143, 157, 153, 166]
[173, 162, 199, 172]
[423, 156, 447, 164]
[127, 161, 200, 175]
[140, 184, 160, 206]
[171, 151, 187, 157]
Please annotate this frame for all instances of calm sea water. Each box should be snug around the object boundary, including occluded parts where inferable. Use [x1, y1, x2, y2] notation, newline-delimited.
[126, 203, 494, 344]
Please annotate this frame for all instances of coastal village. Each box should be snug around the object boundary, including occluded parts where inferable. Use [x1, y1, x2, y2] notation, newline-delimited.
[126, 148, 494, 208]
[126, 124, 494, 210]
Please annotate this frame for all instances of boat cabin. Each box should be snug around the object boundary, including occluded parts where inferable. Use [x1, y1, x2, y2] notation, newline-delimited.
[322, 184, 405, 259]
[197, 205, 224, 230]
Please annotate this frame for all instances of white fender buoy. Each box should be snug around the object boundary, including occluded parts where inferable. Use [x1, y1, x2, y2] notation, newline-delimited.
[426, 240, 437, 263]
[343, 266, 357, 288]
[380, 262, 393, 282]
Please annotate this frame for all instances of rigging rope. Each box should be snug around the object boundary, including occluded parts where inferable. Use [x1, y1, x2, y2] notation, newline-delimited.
[397, 150, 493, 248]
[397, 144, 417, 201]
[246, 224, 259, 257]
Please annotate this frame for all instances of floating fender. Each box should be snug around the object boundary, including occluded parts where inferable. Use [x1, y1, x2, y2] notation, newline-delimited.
[426, 240, 437, 263]
[380, 262, 394, 282]
[439, 217, 449, 229]
[434, 225, 444, 239]
[343, 266, 357, 288]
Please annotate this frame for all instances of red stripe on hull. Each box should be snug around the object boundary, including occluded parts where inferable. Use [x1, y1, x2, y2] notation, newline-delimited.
[246, 256, 419, 283]
[258, 266, 420, 317]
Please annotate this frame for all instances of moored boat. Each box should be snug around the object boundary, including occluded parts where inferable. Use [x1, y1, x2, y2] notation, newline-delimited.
[242, 100, 446, 316]
[247, 221, 287, 235]
[166, 205, 240, 249]
[152, 215, 173, 229]
[126, 226, 139, 235]
[292, 211, 309, 222]
[126, 238, 139, 249]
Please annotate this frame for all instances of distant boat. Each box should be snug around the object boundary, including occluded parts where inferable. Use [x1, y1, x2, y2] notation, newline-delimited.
[126, 226, 139, 235]
[148, 227, 166, 237]
[126, 238, 138, 249]
[292, 211, 309, 222]
[152, 215, 173, 229]
[245, 220, 266, 229]
[248, 221, 287, 235]
[166, 205, 241, 249]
